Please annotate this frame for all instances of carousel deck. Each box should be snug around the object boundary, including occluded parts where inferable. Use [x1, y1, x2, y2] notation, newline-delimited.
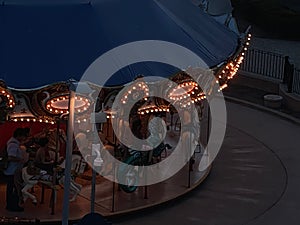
[0, 135, 210, 223]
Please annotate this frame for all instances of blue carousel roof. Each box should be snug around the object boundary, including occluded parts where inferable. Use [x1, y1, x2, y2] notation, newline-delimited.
[0, 0, 239, 89]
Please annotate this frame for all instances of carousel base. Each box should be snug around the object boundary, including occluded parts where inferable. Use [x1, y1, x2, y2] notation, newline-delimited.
[0, 156, 211, 224]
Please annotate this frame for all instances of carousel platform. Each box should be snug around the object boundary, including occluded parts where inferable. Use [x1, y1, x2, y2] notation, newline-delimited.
[0, 132, 211, 224]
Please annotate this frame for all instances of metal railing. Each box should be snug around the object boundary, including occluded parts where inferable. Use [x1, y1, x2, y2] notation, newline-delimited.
[240, 48, 285, 81]
[292, 68, 300, 95]
[240, 47, 300, 95]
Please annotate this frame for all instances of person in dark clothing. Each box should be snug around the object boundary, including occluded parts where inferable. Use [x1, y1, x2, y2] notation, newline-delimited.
[4, 128, 28, 212]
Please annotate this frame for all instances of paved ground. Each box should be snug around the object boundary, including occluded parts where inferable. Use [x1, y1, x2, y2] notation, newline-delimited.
[111, 101, 300, 225]
[223, 84, 300, 119]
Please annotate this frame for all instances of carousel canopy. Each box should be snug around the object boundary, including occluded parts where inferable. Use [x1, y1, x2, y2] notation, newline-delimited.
[0, 0, 239, 89]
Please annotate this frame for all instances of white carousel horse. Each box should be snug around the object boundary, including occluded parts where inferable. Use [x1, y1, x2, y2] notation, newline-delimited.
[21, 154, 86, 204]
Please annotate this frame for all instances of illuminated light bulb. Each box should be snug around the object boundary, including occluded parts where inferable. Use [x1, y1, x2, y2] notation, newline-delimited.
[1, 90, 5, 94]
[51, 121, 55, 124]
[78, 120, 80, 123]
[141, 112, 144, 115]
[75, 96, 78, 100]
[106, 115, 109, 119]
[67, 111, 69, 114]
[27, 119, 30, 122]
[219, 75, 222, 79]
[45, 120, 49, 123]
[151, 109, 154, 112]
[9, 99, 12, 102]
[84, 107, 87, 111]
[192, 91, 195, 94]
[246, 42, 250, 45]
[61, 110, 64, 113]
[112, 115, 115, 119]
[128, 91, 132, 94]
[10, 105, 13, 108]
[146, 92, 149, 96]
[14, 119, 17, 122]
[122, 100, 126, 104]
[20, 118, 24, 122]
[124, 95, 128, 99]
[155, 109, 158, 112]
[216, 80, 219, 84]
[244, 47, 247, 51]
[78, 109, 81, 113]
[33, 119, 36, 122]
[195, 87, 198, 90]
[62, 97, 66, 100]
[6, 94, 10, 98]
[83, 119, 87, 122]
[55, 110, 58, 113]
[132, 86, 136, 90]
[146, 110, 149, 113]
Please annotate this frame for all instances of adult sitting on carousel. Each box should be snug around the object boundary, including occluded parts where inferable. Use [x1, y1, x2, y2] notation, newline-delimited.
[34, 137, 56, 175]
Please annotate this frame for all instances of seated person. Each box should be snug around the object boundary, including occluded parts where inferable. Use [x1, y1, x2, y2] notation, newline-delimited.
[34, 137, 82, 202]
[34, 137, 55, 175]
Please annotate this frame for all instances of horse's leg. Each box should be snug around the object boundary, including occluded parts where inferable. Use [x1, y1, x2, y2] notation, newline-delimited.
[22, 183, 37, 204]
[71, 179, 82, 191]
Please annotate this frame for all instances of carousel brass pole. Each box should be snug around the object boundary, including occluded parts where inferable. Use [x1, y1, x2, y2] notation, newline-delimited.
[55, 119, 60, 164]
[206, 102, 210, 151]
[62, 90, 75, 225]
[91, 128, 97, 213]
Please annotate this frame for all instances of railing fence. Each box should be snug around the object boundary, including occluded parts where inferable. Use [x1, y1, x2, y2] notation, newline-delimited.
[292, 68, 300, 95]
[240, 48, 300, 95]
[240, 48, 285, 81]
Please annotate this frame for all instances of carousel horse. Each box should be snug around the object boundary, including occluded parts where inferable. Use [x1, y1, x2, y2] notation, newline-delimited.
[21, 154, 86, 204]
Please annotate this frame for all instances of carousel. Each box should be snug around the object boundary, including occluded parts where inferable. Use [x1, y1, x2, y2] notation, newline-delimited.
[0, 0, 250, 224]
